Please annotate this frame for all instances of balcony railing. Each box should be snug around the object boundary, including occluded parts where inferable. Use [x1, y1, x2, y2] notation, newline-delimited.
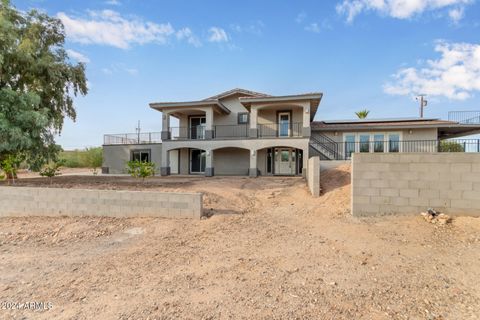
[170, 126, 206, 140]
[213, 124, 248, 139]
[104, 122, 306, 144]
[258, 122, 302, 138]
[311, 139, 480, 160]
[104, 132, 162, 145]
[448, 111, 480, 124]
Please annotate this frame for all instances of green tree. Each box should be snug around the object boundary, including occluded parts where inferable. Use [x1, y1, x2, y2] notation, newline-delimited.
[355, 109, 370, 119]
[0, 0, 87, 170]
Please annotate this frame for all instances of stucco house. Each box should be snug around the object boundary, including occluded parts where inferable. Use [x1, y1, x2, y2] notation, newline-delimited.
[102, 88, 480, 176]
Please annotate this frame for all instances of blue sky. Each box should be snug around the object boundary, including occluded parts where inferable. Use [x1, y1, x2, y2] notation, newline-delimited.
[13, 0, 480, 149]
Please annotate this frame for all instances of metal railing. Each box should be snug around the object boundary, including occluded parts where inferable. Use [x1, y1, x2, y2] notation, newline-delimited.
[310, 139, 480, 160]
[104, 132, 162, 145]
[104, 122, 306, 144]
[213, 124, 248, 138]
[170, 126, 206, 140]
[448, 111, 480, 124]
[258, 122, 302, 138]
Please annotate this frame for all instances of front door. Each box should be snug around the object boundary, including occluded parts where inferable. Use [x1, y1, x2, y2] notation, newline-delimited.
[274, 148, 295, 175]
[190, 116, 206, 139]
[190, 149, 205, 174]
[278, 112, 290, 137]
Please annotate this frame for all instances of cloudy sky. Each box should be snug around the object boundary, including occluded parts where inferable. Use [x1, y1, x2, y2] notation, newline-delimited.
[13, 0, 480, 149]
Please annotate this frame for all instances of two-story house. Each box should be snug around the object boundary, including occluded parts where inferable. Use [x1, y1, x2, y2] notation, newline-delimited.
[102, 88, 480, 176]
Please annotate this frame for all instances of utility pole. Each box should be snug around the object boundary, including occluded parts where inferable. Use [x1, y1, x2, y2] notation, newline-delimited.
[135, 120, 141, 143]
[416, 95, 428, 118]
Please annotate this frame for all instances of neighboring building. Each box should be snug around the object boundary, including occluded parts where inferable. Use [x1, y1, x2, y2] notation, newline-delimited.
[103, 89, 480, 176]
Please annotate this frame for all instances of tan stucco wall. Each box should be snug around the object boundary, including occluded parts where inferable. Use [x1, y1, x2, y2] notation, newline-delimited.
[103, 144, 162, 174]
[351, 153, 480, 217]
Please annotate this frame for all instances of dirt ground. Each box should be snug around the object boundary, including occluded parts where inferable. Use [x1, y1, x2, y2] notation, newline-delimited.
[1, 165, 480, 319]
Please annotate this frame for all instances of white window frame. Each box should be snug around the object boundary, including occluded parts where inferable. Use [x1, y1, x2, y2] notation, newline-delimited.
[342, 131, 403, 154]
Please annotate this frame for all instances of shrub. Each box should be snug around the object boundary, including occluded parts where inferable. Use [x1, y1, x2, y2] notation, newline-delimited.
[39, 160, 65, 184]
[126, 160, 155, 182]
[60, 147, 103, 169]
[0, 155, 21, 185]
[439, 141, 464, 152]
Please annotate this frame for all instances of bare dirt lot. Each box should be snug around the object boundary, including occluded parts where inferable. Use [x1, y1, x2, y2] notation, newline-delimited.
[1, 165, 480, 319]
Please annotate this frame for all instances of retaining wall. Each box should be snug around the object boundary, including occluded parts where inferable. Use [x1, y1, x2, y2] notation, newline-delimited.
[351, 153, 480, 216]
[307, 156, 320, 197]
[0, 187, 202, 219]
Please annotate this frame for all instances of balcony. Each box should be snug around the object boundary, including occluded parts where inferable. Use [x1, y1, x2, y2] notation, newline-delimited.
[448, 111, 480, 124]
[103, 122, 305, 145]
[168, 122, 303, 140]
[104, 132, 162, 145]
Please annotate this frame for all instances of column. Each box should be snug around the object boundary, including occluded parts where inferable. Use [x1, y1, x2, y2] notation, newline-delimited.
[161, 113, 171, 140]
[302, 103, 311, 137]
[205, 150, 214, 177]
[302, 147, 308, 177]
[160, 147, 170, 176]
[249, 107, 258, 138]
[205, 109, 214, 140]
[249, 149, 258, 177]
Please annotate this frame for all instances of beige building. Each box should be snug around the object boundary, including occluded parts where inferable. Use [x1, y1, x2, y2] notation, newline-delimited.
[103, 89, 480, 176]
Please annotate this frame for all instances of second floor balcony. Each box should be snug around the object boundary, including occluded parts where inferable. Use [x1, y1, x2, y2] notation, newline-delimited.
[168, 122, 304, 140]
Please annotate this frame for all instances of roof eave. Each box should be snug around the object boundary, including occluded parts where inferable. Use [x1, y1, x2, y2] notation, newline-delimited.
[149, 100, 231, 114]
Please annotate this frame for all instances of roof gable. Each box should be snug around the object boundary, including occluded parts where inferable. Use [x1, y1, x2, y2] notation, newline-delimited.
[203, 88, 270, 101]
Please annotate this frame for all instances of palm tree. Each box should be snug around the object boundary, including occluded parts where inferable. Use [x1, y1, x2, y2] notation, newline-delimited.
[355, 109, 370, 119]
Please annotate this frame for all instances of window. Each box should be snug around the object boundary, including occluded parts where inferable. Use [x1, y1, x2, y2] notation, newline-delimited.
[131, 150, 150, 162]
[266, 148, 273, 174]
[345, 135, 356, 159]
[374, 134, 385, 153]
[238, 113, 249, 124]
[388, 134, 400, 153]
[343, 132, 402, 156]
[359, 135, 370, 152]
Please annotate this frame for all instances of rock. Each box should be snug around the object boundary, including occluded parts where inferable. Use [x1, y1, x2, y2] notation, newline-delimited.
[437, 213, 452, 225]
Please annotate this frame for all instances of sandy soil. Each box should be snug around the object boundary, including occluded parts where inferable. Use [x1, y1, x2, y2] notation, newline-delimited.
[1, 165, 479, 319]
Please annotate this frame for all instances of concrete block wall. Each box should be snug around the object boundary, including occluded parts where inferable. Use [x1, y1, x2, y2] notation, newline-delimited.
[0, 187, 202, 219]
[307, 156, 320, 197]
[351, 153, 480, 216]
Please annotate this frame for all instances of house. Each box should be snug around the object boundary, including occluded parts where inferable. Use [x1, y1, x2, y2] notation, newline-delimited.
[102, 89, 480, 176]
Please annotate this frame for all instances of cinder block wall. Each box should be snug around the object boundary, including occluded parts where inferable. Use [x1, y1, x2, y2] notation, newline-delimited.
[352, 153, 480, 216]
[307, 156, 320, 197]
[0, 187, 202, 219]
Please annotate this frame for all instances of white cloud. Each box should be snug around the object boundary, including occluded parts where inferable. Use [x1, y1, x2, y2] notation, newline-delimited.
[336, 0, 472, 23]
[176, 27, 201, 47]
[105, 0, 121, 5]
[296, 12, 307, 23]
[230, 21, 265, 35]
[208, 27, 229, 42]
[66, 49, 90, 63]
[384, 41, 480, 100]
[448, 7, 464, 23]
[125, 68, 138, 75]
[305, 23, 321, 33]
[57, 10, 178, 49]
[101, 64, 139, 76]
